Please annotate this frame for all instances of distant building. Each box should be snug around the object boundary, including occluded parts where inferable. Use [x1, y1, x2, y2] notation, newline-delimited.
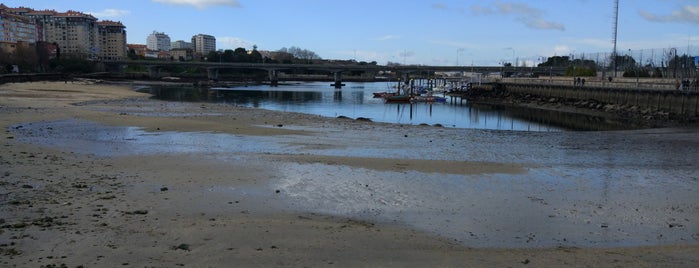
[0, 7, 38, 43]
[171, 40, 192, 50]
[170, 48, 193, 61]
[147, 31, 170, 51]
[41, 10, 98, 58]
[127, 44, 147, 58]
[0, 4, 127, 60]
[97, 20, 127, 60]
[191, 34, 215, 55]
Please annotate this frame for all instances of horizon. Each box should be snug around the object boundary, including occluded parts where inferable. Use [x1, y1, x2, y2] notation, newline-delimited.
[3, 0, 698, 66]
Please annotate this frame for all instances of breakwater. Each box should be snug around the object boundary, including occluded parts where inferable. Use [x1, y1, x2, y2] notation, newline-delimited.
[508, 83, 697, 116]
[451, 82, 699, 126]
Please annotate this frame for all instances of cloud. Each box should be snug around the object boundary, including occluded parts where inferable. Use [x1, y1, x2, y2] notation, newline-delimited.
[470, 1, 564, 31]
[217, 36, 254, 50]
[88, 9, 131, 19]
[520, 17, 565, 31]
[639, 5, 699, 24]
[375, 35, 400, 41]
[152, 0, 241, 9]
[431, 3, 448, 10]
[493, 1, 542, 17]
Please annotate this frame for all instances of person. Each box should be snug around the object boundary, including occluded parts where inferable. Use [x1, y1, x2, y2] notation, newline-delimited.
[581, 78, 585, 87]
[608, 76, 612, 82]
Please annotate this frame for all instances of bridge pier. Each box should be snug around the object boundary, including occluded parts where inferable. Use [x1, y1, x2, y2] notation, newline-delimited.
[332, 71, 345, 89]
[207, 68, 219, 81]
[268, 70, 278, 87]
[147, 66, 161, 79]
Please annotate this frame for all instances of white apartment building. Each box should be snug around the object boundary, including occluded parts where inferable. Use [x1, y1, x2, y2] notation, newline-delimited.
[147, 31, 170, 51]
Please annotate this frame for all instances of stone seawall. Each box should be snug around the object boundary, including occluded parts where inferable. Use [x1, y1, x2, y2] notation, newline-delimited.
[501, 83, 698, 117]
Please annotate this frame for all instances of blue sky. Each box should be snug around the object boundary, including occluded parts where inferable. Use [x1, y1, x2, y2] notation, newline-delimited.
[5, 0, 698, 66]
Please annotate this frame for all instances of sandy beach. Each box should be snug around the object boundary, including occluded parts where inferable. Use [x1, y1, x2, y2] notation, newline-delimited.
[1, 80, 698, 267]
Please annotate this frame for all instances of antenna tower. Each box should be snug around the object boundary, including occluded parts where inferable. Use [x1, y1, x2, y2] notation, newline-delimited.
[612, 0, 619, 77]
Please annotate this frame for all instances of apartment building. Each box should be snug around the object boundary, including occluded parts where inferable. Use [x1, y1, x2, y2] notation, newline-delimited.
[191, 34, 215, 55]
[171, 40, 192, 50]
[147, 31, 170, 51]
[0, 7, 37, 43]
[0, 4, 127, 60]
[97, 20, 127, 60]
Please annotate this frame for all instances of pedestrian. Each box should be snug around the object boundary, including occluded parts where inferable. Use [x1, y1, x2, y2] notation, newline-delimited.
[581, 78, 585, 87]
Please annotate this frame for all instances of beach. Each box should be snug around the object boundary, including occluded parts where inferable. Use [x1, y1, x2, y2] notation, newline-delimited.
[1, 80, 698, 267]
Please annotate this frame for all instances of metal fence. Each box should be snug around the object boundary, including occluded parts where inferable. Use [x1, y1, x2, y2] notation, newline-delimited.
[525, 47, 698, 79]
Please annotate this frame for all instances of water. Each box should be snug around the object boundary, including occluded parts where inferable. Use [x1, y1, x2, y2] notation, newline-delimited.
[10, 119, 699, 248]
[142, 81, 628, 131]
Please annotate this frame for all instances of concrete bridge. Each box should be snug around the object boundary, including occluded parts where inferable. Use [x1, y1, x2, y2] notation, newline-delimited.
[105, 60, 568, 88]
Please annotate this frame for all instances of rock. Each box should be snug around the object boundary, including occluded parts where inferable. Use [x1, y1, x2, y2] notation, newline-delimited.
[125, 210, 148, 215]
[173, 243, 190, 251]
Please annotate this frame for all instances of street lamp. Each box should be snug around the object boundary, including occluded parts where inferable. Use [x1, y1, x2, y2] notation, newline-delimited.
[505, 47, 515, 77]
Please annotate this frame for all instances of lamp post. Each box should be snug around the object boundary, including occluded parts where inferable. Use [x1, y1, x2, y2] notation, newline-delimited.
[505, 47, 515, 77]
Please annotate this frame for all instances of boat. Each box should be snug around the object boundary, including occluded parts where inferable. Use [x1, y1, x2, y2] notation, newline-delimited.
[384, 94, 413, 103]
[372, 91, 397, 98]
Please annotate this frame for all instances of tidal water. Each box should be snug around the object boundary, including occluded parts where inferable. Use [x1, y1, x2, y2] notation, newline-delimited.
[143, 81, 628, 131]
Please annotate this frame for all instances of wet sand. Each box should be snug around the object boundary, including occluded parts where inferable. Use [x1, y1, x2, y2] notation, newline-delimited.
[1, 81, 698, 267]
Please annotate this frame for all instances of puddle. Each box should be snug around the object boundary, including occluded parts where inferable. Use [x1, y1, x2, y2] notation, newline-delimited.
[9, 119, 298, 157]
[8, 119, 699, 248]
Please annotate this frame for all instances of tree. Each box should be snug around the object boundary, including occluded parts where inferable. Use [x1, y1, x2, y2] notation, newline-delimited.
[279, 46, 321, 63]
[538, 56, 570, 67]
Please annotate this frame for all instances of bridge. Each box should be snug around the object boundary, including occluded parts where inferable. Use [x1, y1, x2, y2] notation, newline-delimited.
[105, 60, 568, 88]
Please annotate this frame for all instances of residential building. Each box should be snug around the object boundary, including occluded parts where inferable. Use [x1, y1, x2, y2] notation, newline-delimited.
[0, 7, 38, 43]
[191, 34, 215, 55]
[1, 4, 127, 60]
[127, 44, 147, 58]
[42, 10, 98, 58]
[170, 48, 193, 61]
[171, 40, 192, 50]
[97, 20, 127, 60]
[147, 31, 170, 51]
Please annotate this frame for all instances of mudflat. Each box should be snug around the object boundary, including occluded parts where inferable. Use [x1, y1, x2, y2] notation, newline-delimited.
[1, 81, 698, 267]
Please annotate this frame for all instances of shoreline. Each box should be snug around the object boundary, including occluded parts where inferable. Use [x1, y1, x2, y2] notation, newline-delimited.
[1, 81, 698, 267]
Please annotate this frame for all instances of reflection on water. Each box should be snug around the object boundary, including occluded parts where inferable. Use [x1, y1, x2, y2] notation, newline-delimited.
[140, 82, 630, 131]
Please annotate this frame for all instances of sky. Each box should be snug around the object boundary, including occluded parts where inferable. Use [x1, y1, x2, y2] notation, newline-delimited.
[5, 0, 698, 66]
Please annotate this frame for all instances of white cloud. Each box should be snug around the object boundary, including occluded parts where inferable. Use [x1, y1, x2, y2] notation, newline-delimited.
[470, 1, 564, 31]
[152, 0, 240, 9]
[376, 35, 400, 41]
[553, 45, 572, 56]
[639, 5, 699, 24]
[88, 9, 131, 19]
[217, 36, 254, 50]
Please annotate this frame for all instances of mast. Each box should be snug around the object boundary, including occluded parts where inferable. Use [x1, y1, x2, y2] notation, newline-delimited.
[612, 0, 619, 77]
